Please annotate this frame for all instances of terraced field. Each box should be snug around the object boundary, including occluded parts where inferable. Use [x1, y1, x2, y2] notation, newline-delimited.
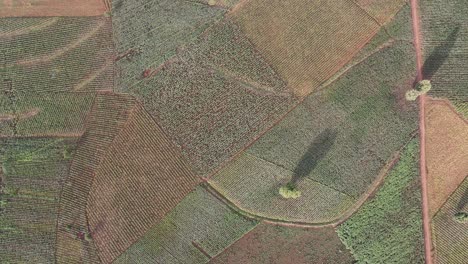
[114, 187, 258, 264]
[87, 103, 200, 264]
[0, 17, 113, 92]
[0, 138, 77, 263]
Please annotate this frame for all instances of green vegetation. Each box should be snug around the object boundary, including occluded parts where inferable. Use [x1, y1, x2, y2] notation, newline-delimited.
[0, 138, 77, 263]
[337, 139, 424, 264]
[279, 183, 301, 199]
[114, 187, 258, 264]
[454, 212, 468, 223]
[406, 80, 432, 101]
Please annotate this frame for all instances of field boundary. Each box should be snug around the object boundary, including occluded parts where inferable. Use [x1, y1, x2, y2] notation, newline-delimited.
[0, 17, 59, 38]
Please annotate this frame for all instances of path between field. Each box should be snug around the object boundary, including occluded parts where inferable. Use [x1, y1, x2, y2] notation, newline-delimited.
[0, 17, 59, 38]
[410, 0, 433, 263]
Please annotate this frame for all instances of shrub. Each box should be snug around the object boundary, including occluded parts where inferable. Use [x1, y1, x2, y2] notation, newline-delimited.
[416, 80, 432, 93]
[279, 183, 301, 199]
[405, 89, 421, 101]
[454, 212, 468, 223]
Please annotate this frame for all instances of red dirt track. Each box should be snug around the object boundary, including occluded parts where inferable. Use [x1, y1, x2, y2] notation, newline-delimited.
[0, 0, 108, 17]
[410, 0, 433, 263]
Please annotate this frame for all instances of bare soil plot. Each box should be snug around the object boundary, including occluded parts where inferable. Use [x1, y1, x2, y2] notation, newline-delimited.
[425, 98, 468, 216]
[113, 187, 258, 264]
[210, 153, 355, 223]
[87, 104, 200, 264]
[432, 178, 468, 264]
[355, 0, 408, 25]
[0, 17, 114, 92]
[0, 0, 108, 17]
[0, 138, 77, 263]
[210, 224, 354, 264]
[55, 93, 136, 264]
[230, 0, 381, 96]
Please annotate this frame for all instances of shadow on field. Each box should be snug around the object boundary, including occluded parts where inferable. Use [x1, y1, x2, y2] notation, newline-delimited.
[456, 185, 468, 211]
[420, 26, 460, 82]
[290, 128, 337, 185]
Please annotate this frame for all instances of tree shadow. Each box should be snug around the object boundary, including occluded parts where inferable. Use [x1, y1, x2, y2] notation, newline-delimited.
[456, 183, 468, 211]
[420, 26, 460, 83]
[290, 128, 337, 186]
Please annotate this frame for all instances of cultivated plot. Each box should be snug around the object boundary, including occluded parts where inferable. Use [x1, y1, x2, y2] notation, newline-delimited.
[354, 0, 408, 25]
[230, 0, 381, 96]
[425, 98, 468, 216]
[114, 187, 258, 264]
[0, 138, 77, 263]
[87, 104, 200, 264]
[0, 0, 108, 17]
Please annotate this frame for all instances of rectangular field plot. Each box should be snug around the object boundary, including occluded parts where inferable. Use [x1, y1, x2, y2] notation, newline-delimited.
[114, 187, 258, 264]
[131, 20, 295, 175]
[0, 138, 77, 263]
[210, 153, 355, 223]
[247, 43, 418, 197]
[0, 0, 108, 17]
[420, 0, 468, 101]
[230, 0, 380, 96]
[0, 17, 114, 92]
[112, 0, 225, 91]
[432, 178, 468, 264]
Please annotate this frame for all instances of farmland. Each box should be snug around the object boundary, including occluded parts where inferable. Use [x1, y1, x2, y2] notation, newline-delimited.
[111, 0, 225, 91]
[354, 0, 408, 25]
[419, 0, 468, 102]
[425, 98, 468, 216]
[0, 0, 108, 17]
[87, 103, 200, 264]
[130, 19, 295, 175]
[246, 42, 418, 198]
[337, 139, 425, 264]
[230, 0, 381, 96]
[210, 224, 354, 264]
[210, 153, 355, 223]
[432, 177, 468, 264]
[113, 187, 258, 264]
[0, 17, 114, 92]
[0, 138, 77, 263]
[55, 93, 136, 263]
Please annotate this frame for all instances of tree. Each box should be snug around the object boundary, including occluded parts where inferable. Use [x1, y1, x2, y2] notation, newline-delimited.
[454, 212, 468, 223]
[279, 182, 301, 199]
[405, 89, 421, 101]
[417, 80, 432, 93]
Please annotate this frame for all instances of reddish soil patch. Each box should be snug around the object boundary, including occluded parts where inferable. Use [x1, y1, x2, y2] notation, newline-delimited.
[209, 223, 354, 264]
[426, 98, 468, 217]
[0, 0, 107, 17]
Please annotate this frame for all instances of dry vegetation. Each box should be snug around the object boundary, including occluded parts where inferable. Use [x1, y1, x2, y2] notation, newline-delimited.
[55, 94, 136, 264]
[210, 224, 355, 264]
[87, 104, 199, 264]
[230, 0, 380, 96]
[425, 98, 468, 216]
[0, 0, 108, 17]
[432, 178, 468, 264]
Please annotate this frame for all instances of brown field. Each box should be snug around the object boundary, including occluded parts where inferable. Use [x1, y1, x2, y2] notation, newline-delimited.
[209, 224, 354, 264]
[87, 103, 200, 264]
[230, 0, 380, 96]
[432, 178, 468, 264]
[55, 93, 136, 263]
[0, 0, 108, 17]
[426, 98, 468, 216]
[354, 0, 408, 24]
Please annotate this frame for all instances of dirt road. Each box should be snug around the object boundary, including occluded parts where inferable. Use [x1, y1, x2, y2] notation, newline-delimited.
[410, 0, 433, 263]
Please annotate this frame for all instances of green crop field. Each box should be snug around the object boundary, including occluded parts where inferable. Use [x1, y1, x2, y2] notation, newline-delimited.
[112, 0, 225, 91]
[114, 186, 258, 264]
[0, 17, 113, 92]
[337, 139, 425, 264]
[0, 138, 77, 263]
[432, 177, 468, 264]
[130, 19, 295, 175]
[210, 153, 355, 223]
[246, 41, 418, 198]
[420, 0, 468, 101]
